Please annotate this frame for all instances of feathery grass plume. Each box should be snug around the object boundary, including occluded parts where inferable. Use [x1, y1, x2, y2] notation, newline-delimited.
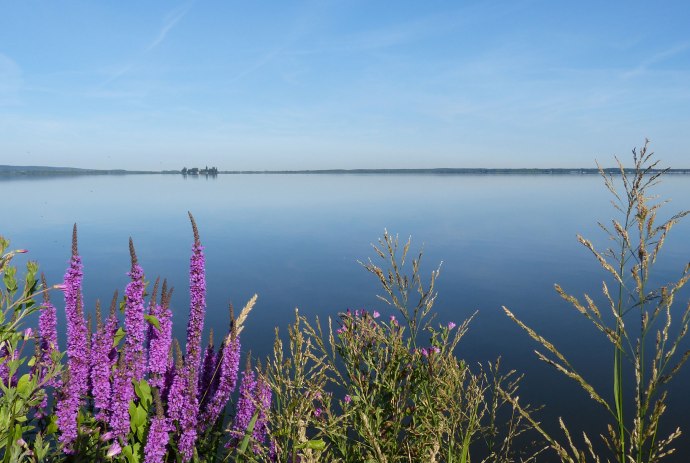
[125, 238, 147, 381]
[144, 389, 172, 463]
[504, 140, 690, 462]
[359, 229, 440, 345]
[235, 294, 257, 335]
[56, 225, 89, 453]
[148, 279, 173, 389]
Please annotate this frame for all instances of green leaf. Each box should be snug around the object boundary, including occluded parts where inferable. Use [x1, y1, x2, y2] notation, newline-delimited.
[143, 314, 161, 331]
[46, 415, 58, 435]
[296, 439, 326, 451]
[15, 374, 31, 396]
[133, 380, 152, 410]
[113, 327, 126, 347]
[237, 412, 259, 455]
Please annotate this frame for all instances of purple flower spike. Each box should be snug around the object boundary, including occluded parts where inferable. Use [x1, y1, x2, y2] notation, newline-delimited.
[109, 355, 134, 443]
[38, 274, 60, 388]
[185, 213, 206, 397]
[144, 392, 172, 463]
[198, 329, 217, 405]
[91, 293, 119, 421]
[125, 239, 147, 381]
[165, 342, 186, 424]
[148, 281, 173, 388]
[179, 369, 199, 462]
[227, 367, 257, 447]
[447, 322, 456, 330]
[201, 330, 241, 428]
[252, 372, 271, 446]
[56, 225, 89, 451]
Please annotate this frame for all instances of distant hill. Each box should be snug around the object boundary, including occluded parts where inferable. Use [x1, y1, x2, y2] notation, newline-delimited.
[0, 165, 156, 175]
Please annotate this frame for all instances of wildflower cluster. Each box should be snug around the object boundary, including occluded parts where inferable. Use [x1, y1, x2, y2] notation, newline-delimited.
[1, 214, 263, 462]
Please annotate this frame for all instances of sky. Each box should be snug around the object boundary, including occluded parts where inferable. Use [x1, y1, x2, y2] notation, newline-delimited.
[1, 0, 689, 170]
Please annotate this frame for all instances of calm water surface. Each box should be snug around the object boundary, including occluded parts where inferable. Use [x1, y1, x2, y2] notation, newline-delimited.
[2, 173, 690, 457]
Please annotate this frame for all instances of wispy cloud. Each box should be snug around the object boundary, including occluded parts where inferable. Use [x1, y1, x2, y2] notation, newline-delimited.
[99, 2, 193, 87]
[0, 53, 22, 105]
[624, 41, 690, 78]
[146, 3, 193, 52]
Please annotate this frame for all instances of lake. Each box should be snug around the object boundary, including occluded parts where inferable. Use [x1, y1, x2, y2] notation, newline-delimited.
[3, 172, 690, 458]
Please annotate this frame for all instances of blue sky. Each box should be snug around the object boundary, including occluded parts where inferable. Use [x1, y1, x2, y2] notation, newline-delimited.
[1, 1, 689, 170]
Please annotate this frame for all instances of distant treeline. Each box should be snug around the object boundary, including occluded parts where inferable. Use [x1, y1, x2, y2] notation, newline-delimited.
[3, 165, 690, 177]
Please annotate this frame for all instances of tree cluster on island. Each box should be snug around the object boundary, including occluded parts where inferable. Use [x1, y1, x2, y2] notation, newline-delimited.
[181, 166, 218, 175]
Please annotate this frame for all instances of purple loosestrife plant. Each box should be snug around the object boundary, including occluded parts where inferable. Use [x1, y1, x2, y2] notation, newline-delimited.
[185, 213, 206, 391]
[38, 274, 59, 385]
[148, 280, 173, 389]
[227, 364, 257, 447]
[37, 272, 61, 417]
[144, 391, 172, 463]
[252, 371, 272, 447]
[56, 225, 89, 452]
[91, 293, 119, 421]
[165, 341, 186, 425]
[198, 329, 217, 407]
[201, 329, 241, 429]
[125, 239, 147, 381]
[109, 355, 135, 443]
[178, 368, 200, 462]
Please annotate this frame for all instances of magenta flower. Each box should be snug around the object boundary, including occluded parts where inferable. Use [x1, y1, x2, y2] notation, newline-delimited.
[447, 322, 456, 330]
[109, 355, 134, 443]
[56, 226, 89, 452]
[107, 441, 122, 457]
[179, 369, 199, 462]
[165, 344, 186, 424]
[251, 372, 272, 450]
[198, 330, 218, 406]
[148, 282, 173, 388]
[91, 295, 119, 421]
[38, 275, 60, 388]
[227, 368, 257, 447]
[201, 331, 241, 428]
[125, 239, 147, 381]
[144, 393, 172, 463]
[185, 213, 206, 371]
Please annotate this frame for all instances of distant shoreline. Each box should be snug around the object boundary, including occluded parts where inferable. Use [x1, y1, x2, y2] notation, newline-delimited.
[2, 165, 690, 176]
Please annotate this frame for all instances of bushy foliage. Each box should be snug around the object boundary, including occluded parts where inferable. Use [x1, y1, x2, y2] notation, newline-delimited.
[265, 232, 541, 462]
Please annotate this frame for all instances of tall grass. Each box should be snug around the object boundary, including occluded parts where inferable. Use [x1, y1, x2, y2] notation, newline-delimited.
[503, 140, 690, 462]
